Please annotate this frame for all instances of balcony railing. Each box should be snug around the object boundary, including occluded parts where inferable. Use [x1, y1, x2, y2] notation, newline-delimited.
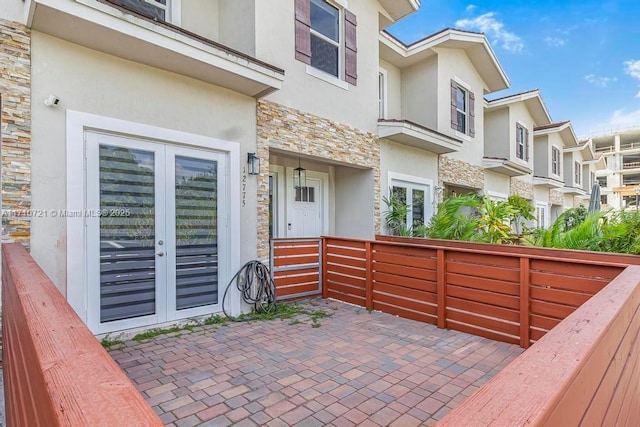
[623, 161, 640, 170]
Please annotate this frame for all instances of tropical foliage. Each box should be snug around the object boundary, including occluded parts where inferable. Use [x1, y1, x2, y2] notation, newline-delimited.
[383, 192, 640, 255]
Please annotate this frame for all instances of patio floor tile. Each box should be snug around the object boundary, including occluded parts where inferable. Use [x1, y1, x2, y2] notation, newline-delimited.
[110, 298, 524, 425]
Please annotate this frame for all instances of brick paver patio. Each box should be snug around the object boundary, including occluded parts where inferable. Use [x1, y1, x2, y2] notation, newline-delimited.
[109, 299, 524, 426]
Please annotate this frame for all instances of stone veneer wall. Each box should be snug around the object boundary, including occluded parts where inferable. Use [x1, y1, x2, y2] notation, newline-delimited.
[510, 177, 534, 200]
[439, 157, 484, 200]
[256, 100, 380, 259]
[1, 19, 31, 244]
[550, 189, 564, 206]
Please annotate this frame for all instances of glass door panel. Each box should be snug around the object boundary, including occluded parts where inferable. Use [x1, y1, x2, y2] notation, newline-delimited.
[99, 145, 157, 322]
[174, 155, 218, 310]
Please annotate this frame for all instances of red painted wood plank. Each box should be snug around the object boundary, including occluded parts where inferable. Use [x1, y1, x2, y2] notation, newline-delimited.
[446, 309, 520, 337]
[530, 271, 609, 294]
[446, 320, 520, 345]
[530, 286, 593, 307]
[447, 296, 519, 323]
[447, 261, 520, 283]
[326, 290, 365, 307]
[373, 271, 437, 293]
[374, 261, 437, 281]
[446, 285, 520, 310]
[446, 272, 519, 296]
[273, 254, 319, 266]
[372, 250, 437, 270]
[372, 301, 437, 325]
[530, 259, 622, 280]
[276, 283, 320, 297]
[326, 253, 366, 269]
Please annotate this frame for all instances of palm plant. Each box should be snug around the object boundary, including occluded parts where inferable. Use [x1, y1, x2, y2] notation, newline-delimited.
[426, 194, 480, 241]
[476, 197, 517, 244]
[383, 192, 410, 236]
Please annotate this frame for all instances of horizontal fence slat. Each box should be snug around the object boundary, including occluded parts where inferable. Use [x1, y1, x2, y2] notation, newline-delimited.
[446, 320, 520, 345]
[530, 299, 577, 320]
[372, 251, 437, 270]
[373, 272, 437, 294]
[325, 271, 365, 288]
[447, 296, 520, 323]
[447, 285, 520, 310]
[325, 281, 366, 298]
[273, 245, 319, 257]
[446, 251, 521, 269]
[374, 262, 437, 282]
[530, 271, 609, 294]
[326, 253, 366, 269]
[447, 309, 520, 337]
[530, 259, 623, 279]
[530, 286, 593, 307]
[446, 272, 520, 296]
[373, 282, 437, 304]
[273, 255, 319, 267]
[447, 261, 520, 283]
[277, 283, 320, 297]
[373, 289, 437, 314]
[327, 290, 365, 307]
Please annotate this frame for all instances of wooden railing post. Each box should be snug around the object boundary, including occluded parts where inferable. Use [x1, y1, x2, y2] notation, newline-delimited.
[437, 249, 446, 329]
[365, 241, 373, 311]
[520, 256, 531, 348]
[322, 238, 328, 299]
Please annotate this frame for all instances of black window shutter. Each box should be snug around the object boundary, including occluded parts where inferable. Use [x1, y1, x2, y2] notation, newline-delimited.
[450, 80, 458, 130]
[469, 91, 476, 137]
[344, 9, 357, 85]
[295, 0, 311, 64]
[525, 128, 530, 161]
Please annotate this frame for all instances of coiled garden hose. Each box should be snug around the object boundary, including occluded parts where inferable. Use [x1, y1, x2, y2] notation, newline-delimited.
[221, 260, 277, 320]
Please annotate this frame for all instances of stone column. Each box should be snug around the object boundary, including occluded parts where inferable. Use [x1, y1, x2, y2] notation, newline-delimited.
[1, 19, 31, 245]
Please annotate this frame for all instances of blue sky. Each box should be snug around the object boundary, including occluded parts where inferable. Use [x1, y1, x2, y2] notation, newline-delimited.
[387, 0, 640, 138]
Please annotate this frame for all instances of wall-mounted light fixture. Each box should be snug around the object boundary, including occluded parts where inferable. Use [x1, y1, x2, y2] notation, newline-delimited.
[247, 152, 260, 175]
[294, 157, 306, 189]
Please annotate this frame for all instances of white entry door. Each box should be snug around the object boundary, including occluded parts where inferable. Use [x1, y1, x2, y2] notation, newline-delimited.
[287, 175, 322, 237]
[85, 132, 226, 333]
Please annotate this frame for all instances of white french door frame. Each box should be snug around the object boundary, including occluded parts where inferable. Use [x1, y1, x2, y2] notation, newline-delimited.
[66, 111, 240, 334]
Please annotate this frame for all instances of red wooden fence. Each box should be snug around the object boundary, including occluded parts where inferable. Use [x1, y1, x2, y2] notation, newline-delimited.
[1, 243, 162, 427]
[270, 238, 322, 300]
[438, 265, 640, 426]
[270, 236, 640, 348]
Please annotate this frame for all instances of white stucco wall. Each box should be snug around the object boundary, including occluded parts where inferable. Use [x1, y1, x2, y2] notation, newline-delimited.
[509, 101, 535, 168]
[534, 187, 550, 203]
[379, 59, 402, 119]
[534, 135, 549, 177]
[30, 32, 258, 295]
[484, 171, 510, 198]
[0, 0, 25, 23]
[180, 0, 220, 42]
[334, 167, 375, 238]
[218, 0, 256, 56]
[254, 0, 380, 133]
[436, 48, 487, 166]
[401, 56, 438, 129]
[484, 107, 509, 159]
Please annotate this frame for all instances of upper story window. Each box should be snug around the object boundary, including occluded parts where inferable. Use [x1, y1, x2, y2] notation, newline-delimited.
[450, 80, 475, 137]
[551, 146, 561, 175]
[295, 0, 357, 85]
[109, 0, 174, 22]
[516, 124, 530, 161]
[310, 0, 340, 77]
[574, 161, 582, 184]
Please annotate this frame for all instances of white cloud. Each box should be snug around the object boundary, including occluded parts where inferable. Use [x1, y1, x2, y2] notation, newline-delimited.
[624, 60, 640, 80]
[544, 36, 566, 47]
[609, 109, 640, 128]
[584, 74, 617, 88]
[455, 12, 524, 53]
[636, 90, 640, 99]
[466, 4, 477, 13]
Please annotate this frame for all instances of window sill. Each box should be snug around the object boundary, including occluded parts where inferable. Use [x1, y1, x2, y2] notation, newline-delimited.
[455, 131, 472, 142]
[306, 66, 349, 91]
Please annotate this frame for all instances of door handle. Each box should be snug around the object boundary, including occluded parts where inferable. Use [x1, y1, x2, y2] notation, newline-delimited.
[156, 251, 165, 257]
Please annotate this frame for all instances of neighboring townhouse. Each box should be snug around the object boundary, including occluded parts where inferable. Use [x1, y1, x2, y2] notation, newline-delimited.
[378, 28, 509, 230]
[590, 128, 640, 209]
[484, 90, 552, 223]
[533, 121, 582, 222]
[0, 0, 420, 334]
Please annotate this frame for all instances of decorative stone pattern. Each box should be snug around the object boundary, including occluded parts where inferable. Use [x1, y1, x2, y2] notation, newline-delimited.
[1, 19, 31, 244]
[510, 177, 534, 200]
[256, 100, 380, 259]
[438, 156, 484, 200]
[549, 189, 564, 206]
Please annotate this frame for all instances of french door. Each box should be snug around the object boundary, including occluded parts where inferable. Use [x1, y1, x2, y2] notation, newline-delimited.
[86, 132, 225, 333]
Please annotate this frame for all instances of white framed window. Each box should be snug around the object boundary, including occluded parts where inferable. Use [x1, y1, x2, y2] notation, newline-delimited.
[378, 69, 387, 119]
[387, 173, 433, 232]
[450, 78, 475, 138]
[310, 0, 343, 78]
[536, 202, 548, 228]
[574, 160, 582, 185]
[551, 146, 561, 176]
[487, 191, 508, 202]
[113, 0, 181, 24]
[455, 85, 467, 134]
[516, 123, 529, 161]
